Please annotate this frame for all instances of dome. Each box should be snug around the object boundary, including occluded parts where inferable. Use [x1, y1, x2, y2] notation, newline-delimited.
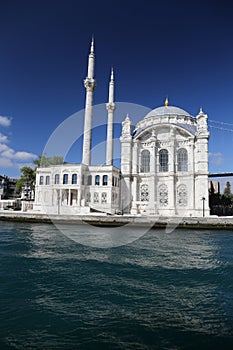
[144, 105, 192, 119]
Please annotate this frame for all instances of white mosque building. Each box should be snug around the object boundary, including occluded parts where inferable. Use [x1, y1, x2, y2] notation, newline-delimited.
[33, 39, 210, 217]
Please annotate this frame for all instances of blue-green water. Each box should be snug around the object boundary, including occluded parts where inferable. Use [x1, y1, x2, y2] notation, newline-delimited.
[0, 222, 233, 349]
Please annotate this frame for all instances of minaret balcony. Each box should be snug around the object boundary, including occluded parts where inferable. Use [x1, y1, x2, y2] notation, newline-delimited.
[84, 77, 96, 91]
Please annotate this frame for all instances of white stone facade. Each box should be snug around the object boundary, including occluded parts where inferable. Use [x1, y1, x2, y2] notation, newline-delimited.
[33, 40, 210, 217]
[120, 105, 210, 216]
[34, 164, 121, 215]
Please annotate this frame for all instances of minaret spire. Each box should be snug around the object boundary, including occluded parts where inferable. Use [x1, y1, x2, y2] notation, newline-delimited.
[90, 35, 94, 53]
[111, 66, 114, 81]
[106, 67, 116, 165]
[82, 37, 96, 165]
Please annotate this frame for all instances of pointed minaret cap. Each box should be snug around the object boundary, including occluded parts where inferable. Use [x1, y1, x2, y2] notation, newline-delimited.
[199, 106, 204, 114]
[165, 96, 169, 106]
[90, 35, 94, 53]
[110, 67, 114, 81]
[125, 113, 130, 121]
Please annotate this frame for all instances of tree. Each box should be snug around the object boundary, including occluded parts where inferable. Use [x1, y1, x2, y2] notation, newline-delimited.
[33, 155, 64, 167]
[223, 181, 233, 199]
[16, 167, 36, 191]
[16, 155, 65, 194]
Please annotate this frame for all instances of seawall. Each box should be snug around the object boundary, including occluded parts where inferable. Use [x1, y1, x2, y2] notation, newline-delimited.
[1, 211, 233, 229]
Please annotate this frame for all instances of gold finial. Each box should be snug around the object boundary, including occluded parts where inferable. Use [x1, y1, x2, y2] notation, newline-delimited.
[165, 96, 169, 106]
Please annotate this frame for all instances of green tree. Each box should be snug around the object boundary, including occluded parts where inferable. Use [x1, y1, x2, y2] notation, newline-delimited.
[33, 155, 64, 167]
[16, 155, 65, 192]
[223, 181, 233, 199]
[16, 167, 36, 191]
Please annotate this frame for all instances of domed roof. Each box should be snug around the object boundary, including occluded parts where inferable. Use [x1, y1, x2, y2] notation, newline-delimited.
[144, 105, 192, 119]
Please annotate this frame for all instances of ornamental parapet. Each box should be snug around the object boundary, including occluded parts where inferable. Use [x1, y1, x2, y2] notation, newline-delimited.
[135, 114, 197, 135]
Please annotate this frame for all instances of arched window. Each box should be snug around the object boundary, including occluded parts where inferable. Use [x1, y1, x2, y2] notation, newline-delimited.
[45, 176, 50, 185]
[54, 174, 60, 184]
[141, 150, 150, 172]
[88, 175, 92, 185]
[159, 149, 169, 172]
[72, 174, 78, 184]
[39, 176, 44, 185]
[95, 175, 100, 186]
[63, 174, 68, 184]
[177, 148, 188, 172]
[103, 175, 108, 186]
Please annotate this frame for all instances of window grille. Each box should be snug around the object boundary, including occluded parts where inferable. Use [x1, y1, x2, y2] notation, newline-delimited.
[141, 150, 150, 172]
[159, 184, 168, 206]
[159, 149, 169, 172]
[177, 148, 188, 172]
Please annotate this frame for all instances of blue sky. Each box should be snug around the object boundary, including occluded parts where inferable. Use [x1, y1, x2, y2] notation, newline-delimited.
[0, 0, 233, 182]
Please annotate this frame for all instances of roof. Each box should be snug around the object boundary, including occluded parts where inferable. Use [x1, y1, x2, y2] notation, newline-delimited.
[144, 106, 192, 119]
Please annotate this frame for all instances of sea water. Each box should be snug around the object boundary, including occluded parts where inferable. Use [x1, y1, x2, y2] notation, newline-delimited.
[0, 221, 233, 349]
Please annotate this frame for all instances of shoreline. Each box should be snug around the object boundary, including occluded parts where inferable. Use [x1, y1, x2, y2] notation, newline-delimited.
[1, 211, 233, 229]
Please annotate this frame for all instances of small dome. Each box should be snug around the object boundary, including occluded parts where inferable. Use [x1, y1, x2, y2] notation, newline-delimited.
[144, 105, 192, 119]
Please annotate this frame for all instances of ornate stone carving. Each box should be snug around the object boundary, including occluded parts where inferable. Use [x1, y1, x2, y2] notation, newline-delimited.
[121, 114, 132, 138]
[140, 184, 149, 202]
[159, 184, 168, 207]
[84, 77, 96, 91]
[177, 184, 188, 207]
[196, 108, 209, 137]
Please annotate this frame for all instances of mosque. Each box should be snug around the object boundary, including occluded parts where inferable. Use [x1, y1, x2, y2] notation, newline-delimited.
[33, 39, 210, 217]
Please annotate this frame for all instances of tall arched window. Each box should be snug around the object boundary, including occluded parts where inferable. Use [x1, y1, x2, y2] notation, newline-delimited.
[141, 150, 150, 173]
[54, 174, 60, 184]
[39, 176, 44, 185]
[103, 175, 108, 186]
[159, 149, 169, 172]
[177, 148, 188, 172]
[87, 175, 92, 185]
[95, 175, 100, 186]
[72, 174, 78, 184]
[63, 174, 68, 184]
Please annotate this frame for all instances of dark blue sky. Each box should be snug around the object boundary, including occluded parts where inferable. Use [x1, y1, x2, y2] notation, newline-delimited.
[1, 0, 233, 177]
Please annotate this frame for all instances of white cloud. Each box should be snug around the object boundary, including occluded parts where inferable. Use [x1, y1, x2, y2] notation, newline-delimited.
[14, 151, 37, 161]
[209, 152, 223, 165]
[0, 115, 37, 172]
[0, 158, 13, 168]
[0, 116, 11, 127]
[0, 143, 37, 172]
[0, 144, 9, 152]
[16, 162, 36, 170]
[1, 147, 14, 159]
[0, 133, 9, 143]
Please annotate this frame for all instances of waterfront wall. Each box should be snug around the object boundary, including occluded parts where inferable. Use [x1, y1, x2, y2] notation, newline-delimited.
[1, 211, 233, 229]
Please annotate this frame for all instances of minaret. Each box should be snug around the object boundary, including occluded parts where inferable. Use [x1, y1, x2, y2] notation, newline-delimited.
[106, 67, 116, 165]
[82, 37, 96, 165]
